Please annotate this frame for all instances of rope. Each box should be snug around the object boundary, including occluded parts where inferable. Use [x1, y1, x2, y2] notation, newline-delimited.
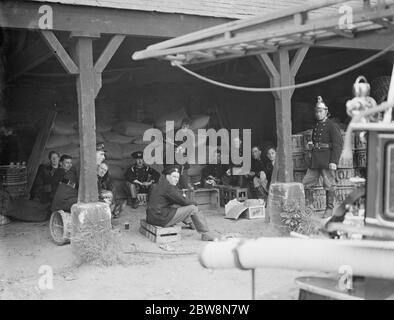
[173, 42, 394, 92]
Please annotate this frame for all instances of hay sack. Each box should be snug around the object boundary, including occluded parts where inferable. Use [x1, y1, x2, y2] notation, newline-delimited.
[155, 108, 187, 130]
[102, 131, 135, 144]
[96, 122, 113, 133]
[104, 142, 123, 160]
[189, 115, 210, 131]
[112, 121, 151, 137]
[107, 164, 126, 180]
[106, 159, 132, 170]
[46, 134, 72, 149]
[53, 115, 78, 135]
[121, 144, 144, 159]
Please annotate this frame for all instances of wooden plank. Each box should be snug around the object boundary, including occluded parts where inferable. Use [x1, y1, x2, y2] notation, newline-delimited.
[40, 30, 78, 74]
[74, 37, 98, 203]
[290, 46, 309, 77]
[0, 0, 229, 37]
[25, 110, 57, 196]
[257, 53, 280, 100]
[273, 49, 294, 183]
[7, 33, 72, 80]
[94, 35, 125, 73]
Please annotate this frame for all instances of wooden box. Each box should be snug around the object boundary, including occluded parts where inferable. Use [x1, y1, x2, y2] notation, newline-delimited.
[218, 185, 248, 206]
[186, 188, 220, 210]
[139, 219, 181, 243]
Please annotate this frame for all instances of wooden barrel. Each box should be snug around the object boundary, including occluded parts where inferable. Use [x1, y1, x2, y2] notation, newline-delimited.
[354, 133, 367, 150]
[305, 187, 326, 212]
[293, 152, 307, 171]
[335, 168, 355, 186]
[302, 129, 313, 152]
[0, 165, 27, 199]
[49, 210, 72, 246]
[354, 150, 367, 168]
[292, 134, 304, 153]
[338, 153, 354, 169]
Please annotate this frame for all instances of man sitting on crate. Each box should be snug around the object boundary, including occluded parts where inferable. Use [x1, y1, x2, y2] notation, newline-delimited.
[146, 165, 217, 241]
[302, 96, 343, 218]
[124, 151, 160, 209]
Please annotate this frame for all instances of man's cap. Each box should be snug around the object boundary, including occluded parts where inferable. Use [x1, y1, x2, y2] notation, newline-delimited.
[315, 96, 328, 110]
[96, 142, 107, 152]
[163, 165, 180, 175]
[132, 151, 143, 159]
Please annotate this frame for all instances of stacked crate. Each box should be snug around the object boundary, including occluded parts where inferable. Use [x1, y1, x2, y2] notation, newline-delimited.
[292, 129, 359, 214]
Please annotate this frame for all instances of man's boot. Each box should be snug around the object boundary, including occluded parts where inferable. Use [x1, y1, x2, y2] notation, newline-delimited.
[323, 190, 335, 218]
[191, 213, 217, 241]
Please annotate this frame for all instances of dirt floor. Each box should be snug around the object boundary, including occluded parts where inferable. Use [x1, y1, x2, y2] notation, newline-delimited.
[0, 205, 323, 300]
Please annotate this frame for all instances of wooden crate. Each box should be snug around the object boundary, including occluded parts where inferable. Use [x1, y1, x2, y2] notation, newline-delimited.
[189, 188, 220, 210]
[218, 185, 248, 206]
[139, 219, 181, 243]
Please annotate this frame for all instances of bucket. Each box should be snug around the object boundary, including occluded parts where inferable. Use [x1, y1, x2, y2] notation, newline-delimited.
[49, 210, 72, 246]
[292, 134, 304, 153]
[354, 150, 367, 168]
[0, 165, 27, 199]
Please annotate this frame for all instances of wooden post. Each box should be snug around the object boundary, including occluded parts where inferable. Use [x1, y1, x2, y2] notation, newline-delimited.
[73, 35, 99, 202]
[258, 47, 309, 183]
[273, 49, 293, 183]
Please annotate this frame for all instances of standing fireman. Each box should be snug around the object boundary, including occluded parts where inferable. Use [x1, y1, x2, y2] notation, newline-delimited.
[303, 96, 343, 217]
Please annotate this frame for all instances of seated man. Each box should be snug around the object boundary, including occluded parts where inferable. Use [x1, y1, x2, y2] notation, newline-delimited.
[251, 146, 276, 201]
[124, 151, 160, 209]
[51, 154, 78, 212]
[31, 151, 60, 204]
[201, 148, 230, 188]
[247, 145, 267, 199]
[146, 165, 216, 241]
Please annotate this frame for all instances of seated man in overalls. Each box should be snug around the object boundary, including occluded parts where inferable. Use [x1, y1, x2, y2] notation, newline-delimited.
[124, 151, 160, 209]
[146, 165, 216, 241]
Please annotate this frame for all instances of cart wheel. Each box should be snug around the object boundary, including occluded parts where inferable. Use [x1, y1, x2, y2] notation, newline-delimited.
[49, 210, 71, 246]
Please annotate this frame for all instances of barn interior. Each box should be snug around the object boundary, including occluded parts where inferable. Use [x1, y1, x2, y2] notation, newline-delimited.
[1, 29, 393, 166]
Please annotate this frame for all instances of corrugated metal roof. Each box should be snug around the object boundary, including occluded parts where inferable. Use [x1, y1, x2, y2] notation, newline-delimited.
[28, 0, 371, 20]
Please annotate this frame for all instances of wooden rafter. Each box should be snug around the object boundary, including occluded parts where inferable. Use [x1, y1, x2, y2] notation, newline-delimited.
[40, 30, 79, 74]
[133, 0, 394, 65]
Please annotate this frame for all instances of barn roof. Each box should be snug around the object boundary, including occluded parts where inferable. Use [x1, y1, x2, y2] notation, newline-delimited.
[29, 0, 356, 20]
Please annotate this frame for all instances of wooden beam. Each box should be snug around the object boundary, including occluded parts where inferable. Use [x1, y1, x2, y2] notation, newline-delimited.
[330, 28, 355, 38]
[94, 35, 125, 73]
[257, 53, 280, 100]
[0, 0, 230, 37]
[40, 30, 78, 74]
[272, 49, 294, 183]
[74, 37, 98, 202]
[290, 46, 309, 77]
[7, 33, 72, 80]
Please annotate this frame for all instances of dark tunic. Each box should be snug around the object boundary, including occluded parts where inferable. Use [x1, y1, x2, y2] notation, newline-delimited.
[51, 167, 78, 212]
[146, 178, 197, 227]
[263, 160, 274, 185]
[250, 158, 265, 176]
[310, 118, 343, 169]
[31, 164, 58, 203]
[124, 164, 160, 184]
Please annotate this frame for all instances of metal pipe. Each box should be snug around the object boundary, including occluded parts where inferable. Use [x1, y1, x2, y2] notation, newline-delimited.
[199, 238, 394, 279]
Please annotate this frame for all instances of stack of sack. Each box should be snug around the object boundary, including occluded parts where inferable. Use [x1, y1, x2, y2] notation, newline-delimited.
[41, 110, 211, 189]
